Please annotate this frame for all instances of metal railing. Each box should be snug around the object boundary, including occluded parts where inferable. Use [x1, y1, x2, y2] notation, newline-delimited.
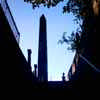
[79, 54, 100, 72]
[0, 0, 20, 44]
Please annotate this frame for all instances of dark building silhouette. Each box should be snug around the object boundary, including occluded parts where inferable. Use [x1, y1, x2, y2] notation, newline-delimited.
[0, 1, 33, 98]
[68, 7, 100, 81]
[68, 53, 78, 80]
[27, 49, 32, 66]
[38, 14, 48, 82]
[34, 64, 37, 77]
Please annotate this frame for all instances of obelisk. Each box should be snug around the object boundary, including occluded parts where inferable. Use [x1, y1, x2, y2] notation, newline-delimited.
[38, 14, 48, 82]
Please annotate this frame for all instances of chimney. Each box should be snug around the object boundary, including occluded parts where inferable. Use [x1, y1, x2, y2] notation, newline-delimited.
[27, 49, 32, 66]
[34, 64, 37, 77]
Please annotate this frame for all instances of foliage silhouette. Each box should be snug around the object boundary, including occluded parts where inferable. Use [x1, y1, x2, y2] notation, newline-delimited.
[58, 31, 81, 52]
[24, 0, 100, 52]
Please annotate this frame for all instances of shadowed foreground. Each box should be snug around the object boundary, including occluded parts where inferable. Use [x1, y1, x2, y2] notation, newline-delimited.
[31, 80, 100, 98]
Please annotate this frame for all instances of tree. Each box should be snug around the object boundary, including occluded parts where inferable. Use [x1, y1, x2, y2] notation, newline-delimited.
[24, 0, 99, 18]
[24, 0, 64, 8]
[58, 31, 81, 52]
[24, 0, 100, 52]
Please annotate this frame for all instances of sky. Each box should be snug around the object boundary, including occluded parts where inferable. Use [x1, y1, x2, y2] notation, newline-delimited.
[8, 0, 78, 81]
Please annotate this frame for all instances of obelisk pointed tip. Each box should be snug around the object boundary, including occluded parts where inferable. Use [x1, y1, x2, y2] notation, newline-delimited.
[40, 14, 46, 19]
